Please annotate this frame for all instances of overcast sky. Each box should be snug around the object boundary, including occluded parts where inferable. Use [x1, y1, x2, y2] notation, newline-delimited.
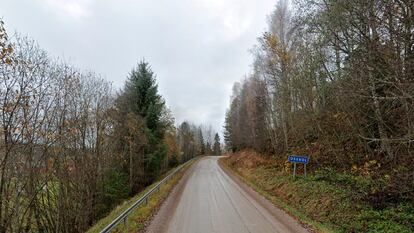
[1, 0, 275, 135]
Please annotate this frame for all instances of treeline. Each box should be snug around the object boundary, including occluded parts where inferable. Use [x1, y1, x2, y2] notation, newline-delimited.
[0, 21, 217, 232]
[177, 122, 222, 160]
[224, 0, 413, 204]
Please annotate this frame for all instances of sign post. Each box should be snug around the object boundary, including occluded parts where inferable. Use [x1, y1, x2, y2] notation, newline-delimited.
[288, 155, 309, 178]
[293, 163, 297, 178]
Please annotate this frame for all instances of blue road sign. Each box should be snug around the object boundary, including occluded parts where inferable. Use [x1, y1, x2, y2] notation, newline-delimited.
[288, 155, 309, 164]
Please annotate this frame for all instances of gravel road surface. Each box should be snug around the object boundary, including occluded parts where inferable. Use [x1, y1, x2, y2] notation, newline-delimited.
[146, 156, 309, 233]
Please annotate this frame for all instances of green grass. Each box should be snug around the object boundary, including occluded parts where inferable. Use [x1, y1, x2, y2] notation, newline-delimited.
[221, 157, 414, 233]
[87, 160, 197, 233]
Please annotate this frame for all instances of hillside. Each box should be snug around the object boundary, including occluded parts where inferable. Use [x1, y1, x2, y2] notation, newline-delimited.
[221, 150, 414, 233]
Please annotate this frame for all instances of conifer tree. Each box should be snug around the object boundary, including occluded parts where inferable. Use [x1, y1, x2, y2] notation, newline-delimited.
[213, 133, 221, 155]
[123, 60, 168, 181]
[198, 127, 205, 155]
[125, 60, 166, 141]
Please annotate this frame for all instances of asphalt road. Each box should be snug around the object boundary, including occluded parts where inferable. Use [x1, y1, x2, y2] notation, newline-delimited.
[147, 156, 308, 233]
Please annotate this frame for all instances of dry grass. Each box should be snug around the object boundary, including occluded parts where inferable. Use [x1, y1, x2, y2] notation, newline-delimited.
[221, 150, 414, 233]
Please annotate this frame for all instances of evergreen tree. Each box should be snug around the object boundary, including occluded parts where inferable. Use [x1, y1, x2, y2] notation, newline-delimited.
[213, 133, 221, 155]
[123, 60, 168, 181]
[198, 127, 205, 155]
[125, 60, 166, 142]
[223, 111, 233, 152]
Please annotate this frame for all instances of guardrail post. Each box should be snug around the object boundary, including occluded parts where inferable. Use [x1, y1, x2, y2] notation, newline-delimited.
[123, 217, 128, 232]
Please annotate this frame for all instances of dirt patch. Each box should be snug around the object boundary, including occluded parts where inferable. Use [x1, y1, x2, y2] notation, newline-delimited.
[224, 150, 272, 169]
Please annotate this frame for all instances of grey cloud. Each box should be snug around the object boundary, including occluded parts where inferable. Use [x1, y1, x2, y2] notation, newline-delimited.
[1, 0, 275, 135]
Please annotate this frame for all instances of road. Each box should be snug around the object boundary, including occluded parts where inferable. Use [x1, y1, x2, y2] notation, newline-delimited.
[147, 156, 308, 233]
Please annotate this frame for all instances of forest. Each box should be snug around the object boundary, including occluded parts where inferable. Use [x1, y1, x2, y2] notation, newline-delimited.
[1, 0, 413, 232]
[0, 20, 221, 232]
[224, 0, 413, 210]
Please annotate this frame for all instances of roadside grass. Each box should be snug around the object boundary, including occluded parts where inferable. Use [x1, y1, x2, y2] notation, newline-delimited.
[86, 159, 197, 233]
[221, 153, 414, 233]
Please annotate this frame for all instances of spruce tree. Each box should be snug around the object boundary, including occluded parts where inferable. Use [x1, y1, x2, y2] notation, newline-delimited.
[198, 127, 205, 155]
[213, 133, 221, 155]
[125, 60, 166, 141]
[124, 60, 168, 180]
[223, 111, 233, 152]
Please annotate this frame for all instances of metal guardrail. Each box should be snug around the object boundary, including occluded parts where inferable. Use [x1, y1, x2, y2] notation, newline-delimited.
[99, 157, 197, 233]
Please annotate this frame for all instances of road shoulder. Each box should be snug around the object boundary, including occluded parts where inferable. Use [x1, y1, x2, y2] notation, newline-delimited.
[145, 158, 201, 233]
[218, 157, 312, 233]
